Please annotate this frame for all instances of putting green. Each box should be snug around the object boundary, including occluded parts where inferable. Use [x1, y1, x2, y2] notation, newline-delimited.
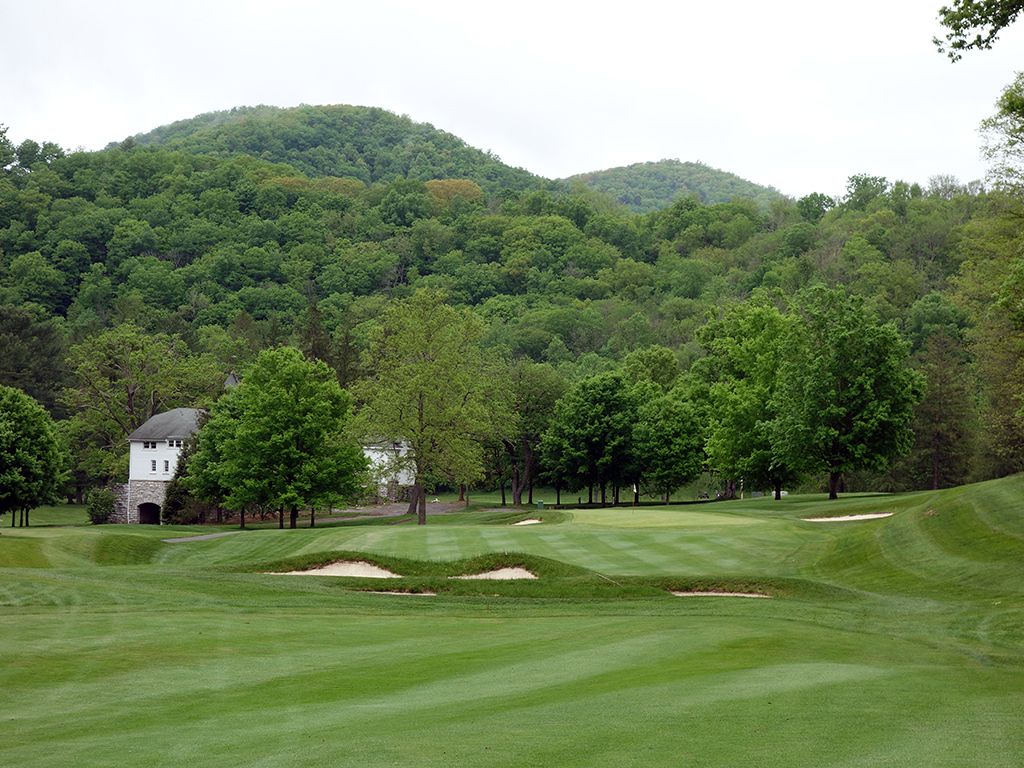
[568, 506, 772, 527]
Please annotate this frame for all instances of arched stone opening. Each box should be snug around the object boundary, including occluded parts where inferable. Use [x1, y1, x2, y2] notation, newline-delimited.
[138, 502, 161, 525]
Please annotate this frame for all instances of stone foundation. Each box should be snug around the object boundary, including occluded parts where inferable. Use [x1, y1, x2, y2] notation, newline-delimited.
[382, 480, 412, 503]
[110, 480, 170, 524]
[110, 483, 129, 524]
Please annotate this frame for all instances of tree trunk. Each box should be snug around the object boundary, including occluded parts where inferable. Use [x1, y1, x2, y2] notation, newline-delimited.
[511, 464, 523, 506]
[505, 435, 524, 506]
[458, 484, 466, 502]
[522, 440, 534, 503]
[664, 489, 670, 504]
[600, 483, 606, 506]
[555, 484, 561, 506]
[588, 485, 593, 504]
[774, 478, 783, 501]
[500, 480, 506, 506]
[417, 485, 427, 525]
[407, 485, 420, 515]
[239, 509, 245, 529]
[310, 507, 315, 528]
[289, 505, 298, 529]
[25, 507, 29, 527]
[278, 508, 284, 529]
[828, 471, 841, 500]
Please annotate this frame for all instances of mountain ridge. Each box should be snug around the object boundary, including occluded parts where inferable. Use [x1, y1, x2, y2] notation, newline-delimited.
[122, 104, 783, 210]
[561, 159, 786, 213]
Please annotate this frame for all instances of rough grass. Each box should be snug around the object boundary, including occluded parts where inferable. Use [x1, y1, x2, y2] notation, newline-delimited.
[1, 477, 1023, 767]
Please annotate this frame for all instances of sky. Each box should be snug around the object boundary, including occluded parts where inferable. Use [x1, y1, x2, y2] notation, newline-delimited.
[3, 0, 1023, 199]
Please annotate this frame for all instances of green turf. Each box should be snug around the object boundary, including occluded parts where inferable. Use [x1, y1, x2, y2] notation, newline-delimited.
[3, 503, 88, 527]
[1, 478, 1023, 766]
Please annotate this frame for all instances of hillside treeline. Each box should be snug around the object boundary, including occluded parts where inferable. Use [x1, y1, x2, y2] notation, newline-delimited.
[1, 118, 1021, 502]
[563, 159, 784, 213]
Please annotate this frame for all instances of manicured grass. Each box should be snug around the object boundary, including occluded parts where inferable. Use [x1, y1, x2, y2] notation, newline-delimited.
[3, 503, 88, 527]
[1, 477, 1022, 766]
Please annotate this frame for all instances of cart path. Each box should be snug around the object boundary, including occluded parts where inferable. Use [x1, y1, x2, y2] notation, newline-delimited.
[162, 531, 246, 543]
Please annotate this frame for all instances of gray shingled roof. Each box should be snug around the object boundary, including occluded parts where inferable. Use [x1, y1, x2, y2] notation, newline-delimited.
[127, 408, 204, 441]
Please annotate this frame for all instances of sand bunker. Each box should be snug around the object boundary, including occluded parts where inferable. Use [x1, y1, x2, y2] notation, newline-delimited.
[452, 567, 537, 580]
[513, 518, 542, 526]
[366, 590, 436, 596]
[804, 512, 894, 523]
[277, 561, 401, 578]
[671, 591, 771, 598]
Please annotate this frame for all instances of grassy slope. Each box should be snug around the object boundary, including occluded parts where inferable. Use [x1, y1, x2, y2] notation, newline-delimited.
[1, 478, 1022, 767]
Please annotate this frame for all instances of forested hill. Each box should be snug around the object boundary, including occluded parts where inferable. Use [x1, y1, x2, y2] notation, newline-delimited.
[122, 105, 543, 195]
[2, 111, 1023, 500]
[563, 160, 786, 213]
[123, 106, 780, 212]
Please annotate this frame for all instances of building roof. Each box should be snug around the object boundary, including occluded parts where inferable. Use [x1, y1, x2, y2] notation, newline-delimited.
[128, 408, 204, 441]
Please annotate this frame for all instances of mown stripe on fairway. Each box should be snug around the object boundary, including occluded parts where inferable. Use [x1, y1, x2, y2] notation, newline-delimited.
[9, 603, 1014, 768]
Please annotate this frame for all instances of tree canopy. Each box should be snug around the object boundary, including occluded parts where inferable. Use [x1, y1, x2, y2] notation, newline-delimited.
[351, 289, 494, 523]
[772, 287, 924, 499]
[935, 1, 1024, 60]
[0, 386, 66, 526]
[62, 324, 221, 484]
[696, 299, 798, 499]
[540, 372, 636, 504]
[1, 97, 1022, 502]
[189, 347, 365, 528]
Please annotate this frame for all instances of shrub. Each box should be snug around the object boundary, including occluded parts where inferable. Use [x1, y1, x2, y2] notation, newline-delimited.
[86, 488, 115, 525]
[161, 476, 210, 524]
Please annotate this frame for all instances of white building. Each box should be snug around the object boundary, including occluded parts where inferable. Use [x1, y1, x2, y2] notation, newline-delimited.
[114, 408, 203, 524]
[363, 440, 416, 501]
[112, 408, 417, 523]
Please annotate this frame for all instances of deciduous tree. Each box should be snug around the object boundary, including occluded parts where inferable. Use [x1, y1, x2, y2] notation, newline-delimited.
[0, 386, 66, 527]
[697, 300, 799, 499]
[540, 372, 635, 505]
[935, 0, 1024, 60]
[772, 287, 923, 499]
[189, 347, 366, 528]
[63, 324, 221, 484]
[632, 387, 703, 502]
[352, 289, 492, 523]
[502, 360, 566, 506]
[0, 304, 68, 416]
[980, 72, 1024, 191]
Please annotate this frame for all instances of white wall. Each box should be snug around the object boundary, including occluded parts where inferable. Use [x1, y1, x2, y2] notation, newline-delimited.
[128, 440, 183, 482]
[364, 443, 416, 490]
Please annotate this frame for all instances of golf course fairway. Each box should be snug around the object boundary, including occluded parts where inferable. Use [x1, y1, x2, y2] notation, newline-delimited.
[1, 476, 1022, 767]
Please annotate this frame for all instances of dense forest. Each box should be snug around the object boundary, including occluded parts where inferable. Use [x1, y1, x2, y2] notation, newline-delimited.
[124, 105, 542, 195]
[1, 94, 1022, 512]
[563, 159, 784, 213]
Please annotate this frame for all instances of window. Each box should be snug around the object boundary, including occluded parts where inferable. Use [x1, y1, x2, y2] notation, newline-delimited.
[164, 460, 170, 473]
[150, 460, 157, 472]
[168, 439, 183, 448]
[142, 441, 157, 449]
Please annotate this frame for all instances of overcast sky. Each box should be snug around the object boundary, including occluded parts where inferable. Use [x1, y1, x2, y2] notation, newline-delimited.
[3, 0, 1023, 198]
